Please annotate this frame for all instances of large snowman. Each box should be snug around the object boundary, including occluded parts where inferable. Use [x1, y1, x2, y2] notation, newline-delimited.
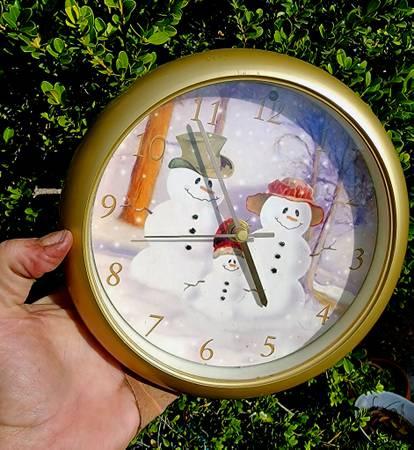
[240, 178, 324, 316]
[130, 130, 233, 295]
[183, 218, 247, 322]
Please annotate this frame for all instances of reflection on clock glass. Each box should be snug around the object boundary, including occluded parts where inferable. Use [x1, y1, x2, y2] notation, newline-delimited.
[90, 81, 377, 367]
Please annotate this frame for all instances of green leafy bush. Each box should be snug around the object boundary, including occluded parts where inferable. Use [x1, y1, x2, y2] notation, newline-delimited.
[1, 0, 413, 447]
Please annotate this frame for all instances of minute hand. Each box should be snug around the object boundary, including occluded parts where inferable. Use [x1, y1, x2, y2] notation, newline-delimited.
[195, 120, 268, 307]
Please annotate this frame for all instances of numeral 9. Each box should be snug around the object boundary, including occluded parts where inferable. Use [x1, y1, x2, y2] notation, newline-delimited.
[100, 194, 117, 218]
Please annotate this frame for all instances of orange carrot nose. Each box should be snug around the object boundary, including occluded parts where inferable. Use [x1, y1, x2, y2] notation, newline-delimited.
[287, 215, 298, 222]
[200, 186, 215, 195]
[229, 263, 237, 268]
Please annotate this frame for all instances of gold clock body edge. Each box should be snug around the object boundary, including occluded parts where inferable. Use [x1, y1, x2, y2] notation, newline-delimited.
[61, 48, 409, 398]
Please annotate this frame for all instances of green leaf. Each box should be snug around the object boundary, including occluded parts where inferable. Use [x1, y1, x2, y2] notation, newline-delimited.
[3, 4, 21, 29]
[367, 0, 380, 14]
[141, 52, 156, 65]
[41, 80, 53, 93]
[53, 38, 65, 53]
[57, 116, 67, 126]
[336, 49, 346, 67]
[403, 68, 414, 94]
[318, 24, 325, 38]
[146, 30, 172, 45]
[104, 0, 118, 8]
[342, 358, 353, 374]
[46, 45, 59, 58]
[365, 71, 371, 87]
[65, 0, 80, 24]
[123, 0, 136, 21]
[274, 30, 282, 43]
[94, 17, 106, 33]
[116, 50, 129, 70]
[3, 127, 14, 143]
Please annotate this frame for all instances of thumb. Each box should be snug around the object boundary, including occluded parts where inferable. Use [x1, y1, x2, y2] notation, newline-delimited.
[0, 230, 73, 308]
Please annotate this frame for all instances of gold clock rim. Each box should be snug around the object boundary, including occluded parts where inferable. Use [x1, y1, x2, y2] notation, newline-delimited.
[61, 48, 409, 398]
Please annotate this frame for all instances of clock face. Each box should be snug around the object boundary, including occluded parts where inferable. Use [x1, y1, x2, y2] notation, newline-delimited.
[88, 80, 378, 378]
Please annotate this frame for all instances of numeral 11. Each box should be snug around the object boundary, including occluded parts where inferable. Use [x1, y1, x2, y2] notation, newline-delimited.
[191, 98, 221, 126]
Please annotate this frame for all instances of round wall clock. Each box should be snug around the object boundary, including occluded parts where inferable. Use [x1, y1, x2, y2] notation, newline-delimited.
[62, 49, 408, 398]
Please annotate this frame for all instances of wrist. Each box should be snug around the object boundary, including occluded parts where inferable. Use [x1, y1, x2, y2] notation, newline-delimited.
[124, 374, 178, 434]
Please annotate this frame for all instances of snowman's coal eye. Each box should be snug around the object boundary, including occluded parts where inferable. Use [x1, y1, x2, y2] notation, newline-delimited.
[195, 177, 201, 184]
[233, 259, 236, 264]
[295, 209, 300, 217]
[282, 207, 288, 214]
[208, 179, 213, 188]
[228, 259, 232, 263]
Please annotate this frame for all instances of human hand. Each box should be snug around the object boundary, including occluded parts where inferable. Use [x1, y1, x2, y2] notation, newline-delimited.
[0, 230, 177, 450]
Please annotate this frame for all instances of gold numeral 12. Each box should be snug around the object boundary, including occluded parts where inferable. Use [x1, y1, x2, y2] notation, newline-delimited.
[254, 97, 283, 124]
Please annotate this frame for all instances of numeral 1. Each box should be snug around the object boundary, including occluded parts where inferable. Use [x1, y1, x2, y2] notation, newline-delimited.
[316, 305, 331, 325]
[145, 314, 165, 337]
[191, 98, 221, 126]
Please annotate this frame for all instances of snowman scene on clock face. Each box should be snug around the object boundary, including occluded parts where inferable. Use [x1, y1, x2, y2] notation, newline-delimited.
[90, 81, 378, 367]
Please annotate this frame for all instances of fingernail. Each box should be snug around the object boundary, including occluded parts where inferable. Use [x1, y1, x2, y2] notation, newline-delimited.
[39, 230, 68, 247]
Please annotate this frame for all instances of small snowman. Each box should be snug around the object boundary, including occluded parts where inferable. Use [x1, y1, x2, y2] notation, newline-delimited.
[130, 130, 234, 295]
[184, 218, 246, 322]
[245, 178, 324, 308]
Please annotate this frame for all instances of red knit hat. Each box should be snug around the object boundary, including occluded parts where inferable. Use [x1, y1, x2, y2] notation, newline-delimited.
[213, 218, 244, 259]
[246, 178, 324, 226]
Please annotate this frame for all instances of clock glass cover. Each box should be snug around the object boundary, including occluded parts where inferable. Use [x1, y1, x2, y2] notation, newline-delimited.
[88, 80, 379, 381]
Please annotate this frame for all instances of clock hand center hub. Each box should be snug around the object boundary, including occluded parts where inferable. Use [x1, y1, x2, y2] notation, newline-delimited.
[233, 220, 250, 243]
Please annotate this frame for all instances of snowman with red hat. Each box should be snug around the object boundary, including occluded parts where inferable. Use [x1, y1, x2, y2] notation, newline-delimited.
[184, 218, 246, 321]
[244, 178, 324, 311]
